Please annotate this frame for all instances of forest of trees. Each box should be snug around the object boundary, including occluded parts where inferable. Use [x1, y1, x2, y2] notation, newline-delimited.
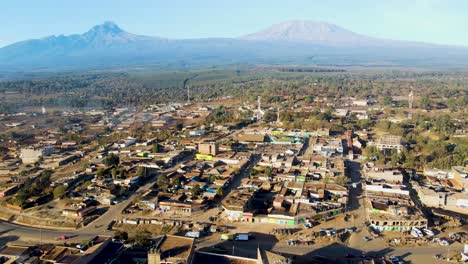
[0, 69, 467, 114]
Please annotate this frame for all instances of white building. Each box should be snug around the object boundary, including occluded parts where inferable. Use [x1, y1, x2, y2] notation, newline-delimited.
[20, 146, 55, 164]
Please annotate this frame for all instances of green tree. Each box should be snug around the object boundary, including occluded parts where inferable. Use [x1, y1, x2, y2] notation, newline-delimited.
[216, 187, 224, 196]
[114, 230, 128, 242]
[249, 168, 260, 177]
[419, 96, 432, 110]
[110, 168, 118, 178]
[322, 174, 331, 184]
[446, 97, 457, 112]
[364, 146, 380, 159]
[176, 123, 184, 131]
[383, 96, 393, 106]
[209, 175, 218, 183]
[104, 154, 120, 167]
[157, 175, 170, 192]
[152, 143, 163, 153]
[53, 185, 67, 199]
[263, 111, 277, 123]
[132, 229, 152, 247]
[191, 184, 202, 197]
[390, 149, 402, 166]
[334, 176, 348, 186]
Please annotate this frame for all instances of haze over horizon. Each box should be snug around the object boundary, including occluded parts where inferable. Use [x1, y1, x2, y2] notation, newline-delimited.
[1, 0, 468, 48]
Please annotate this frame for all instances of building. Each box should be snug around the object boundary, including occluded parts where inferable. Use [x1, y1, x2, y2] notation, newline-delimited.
[193, 248, 290, 264]
[40, 236, 111, 264]
[235, 133, 266, 143]
[189, 129, 206, 137]
[20, 146, 55, 164]
[372, 135, 404, 154]
[365, 180, 427, 231]
[352, 99, 368, 106]
[0, 245, 33, 263]
[364, 166, 403, 183]
[451, 166, 468, 192]
[198, 142, 218, 156]
[148, 235, 195, 264]
[312, 137, 343, 156]
[62, 206, 95, 218]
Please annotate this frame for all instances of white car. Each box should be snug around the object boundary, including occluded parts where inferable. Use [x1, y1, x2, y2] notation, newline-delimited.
[411, 227, 423, 237]
[439, 240, 449, 246]
[422, 228, 434, 236]
[411, 229, 422, 238]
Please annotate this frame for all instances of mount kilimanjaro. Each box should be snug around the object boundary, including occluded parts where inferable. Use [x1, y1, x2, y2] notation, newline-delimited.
[1, 20, 467, 71]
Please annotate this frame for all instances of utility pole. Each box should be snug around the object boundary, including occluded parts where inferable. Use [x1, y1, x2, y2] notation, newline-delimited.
[276, 107, 280, 123]
[408, 86, 414, 119]
[187, 86, 190, 104]
[40, 224, 42, 248]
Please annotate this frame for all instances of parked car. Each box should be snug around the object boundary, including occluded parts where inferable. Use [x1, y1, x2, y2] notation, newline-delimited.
[185, 231, 200, 238]
[56, 235, 70, 241]
[411, 227, 423, 237]
[389, 256, 404, 264]
[234, 233, 250, 241]
[422, 228, 434, 236]
[439, 240, 449, 246]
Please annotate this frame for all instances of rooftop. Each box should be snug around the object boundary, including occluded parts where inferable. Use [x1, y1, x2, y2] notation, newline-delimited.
[151, 235, 194, 261]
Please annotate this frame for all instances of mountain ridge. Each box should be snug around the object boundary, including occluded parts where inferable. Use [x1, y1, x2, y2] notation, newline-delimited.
[1, 20, 468, 71]
[240, 20, 374, 45]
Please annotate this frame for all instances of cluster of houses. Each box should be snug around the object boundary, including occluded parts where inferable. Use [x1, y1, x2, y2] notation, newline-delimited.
[363, 163, 428, 231]
[0, 236, 114, 264]
[219, 129, 350, 226]
[414, 166, 468, 216]
[131, 142, 252, 218]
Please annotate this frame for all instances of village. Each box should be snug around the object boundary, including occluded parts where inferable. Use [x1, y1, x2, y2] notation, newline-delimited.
[0, 94, 466, 264]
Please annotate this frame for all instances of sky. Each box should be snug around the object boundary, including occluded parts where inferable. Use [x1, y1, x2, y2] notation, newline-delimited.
[1, 0, 467, 47]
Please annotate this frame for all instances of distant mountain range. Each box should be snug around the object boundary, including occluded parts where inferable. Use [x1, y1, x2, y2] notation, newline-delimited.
[1, 20, 468, 71]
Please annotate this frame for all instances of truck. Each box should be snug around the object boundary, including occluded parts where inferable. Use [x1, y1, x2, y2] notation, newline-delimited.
[234, 233, 250, 241]
[185, 231, 200, 238]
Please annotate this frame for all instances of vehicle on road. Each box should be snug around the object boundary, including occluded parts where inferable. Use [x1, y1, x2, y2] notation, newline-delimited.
[56, 235, 70, 241]
[422, 228, 434, 236]
[389, 256, 404, 264]
[234, 233, 250, 241]
[411, 227, 423, 237]
[185, 231, 200, 238]
[320, 228, 337, 236]
[220, 234, 234, 241]
[439, 240, 449, 246]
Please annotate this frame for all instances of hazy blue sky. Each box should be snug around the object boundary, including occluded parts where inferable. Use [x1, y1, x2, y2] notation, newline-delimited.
[1, 0, 467, 47]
